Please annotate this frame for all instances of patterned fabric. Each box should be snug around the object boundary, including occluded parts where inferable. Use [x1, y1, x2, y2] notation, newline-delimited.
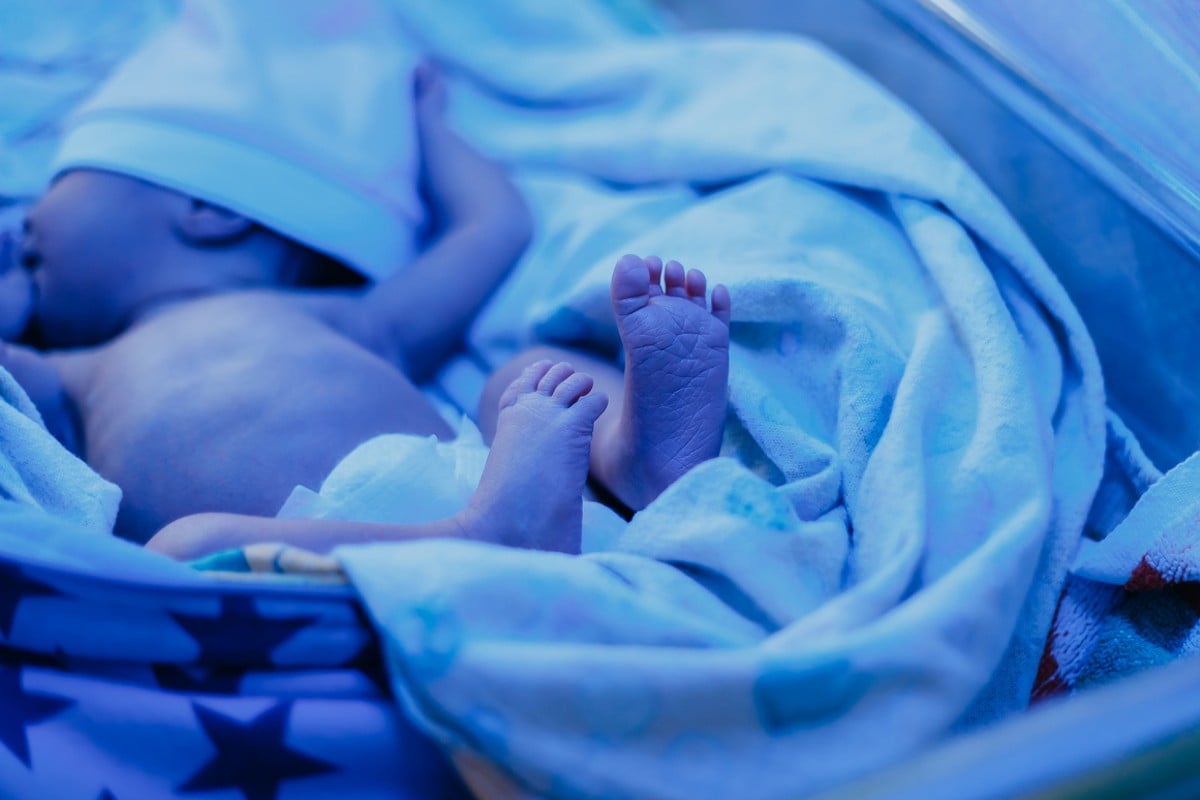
[1034, 441, 1200, 701]
[191, 544, 344, 579]
[0, 523, 466, 798]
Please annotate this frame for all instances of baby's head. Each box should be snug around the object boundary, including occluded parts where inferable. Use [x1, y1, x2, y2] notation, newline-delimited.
[29, 0, 427, 346]
[23, 168, 350, 347]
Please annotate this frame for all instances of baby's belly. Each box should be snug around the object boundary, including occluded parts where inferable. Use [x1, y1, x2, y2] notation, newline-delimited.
[79, 322, 455, 543]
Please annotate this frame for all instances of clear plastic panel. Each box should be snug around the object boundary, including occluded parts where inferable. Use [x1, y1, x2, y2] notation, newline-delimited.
[892, 0, 1200, 257]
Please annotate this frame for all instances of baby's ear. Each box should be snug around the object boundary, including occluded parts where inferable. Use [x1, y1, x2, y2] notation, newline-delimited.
[174, 198, 253, 244]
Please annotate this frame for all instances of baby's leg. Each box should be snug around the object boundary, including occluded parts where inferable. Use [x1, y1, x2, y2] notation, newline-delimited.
[481, 255, 731, 511]
[150, 361, 607, 560]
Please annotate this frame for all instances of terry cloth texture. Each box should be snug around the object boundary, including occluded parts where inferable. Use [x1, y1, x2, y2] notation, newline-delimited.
[328, 2, 1127, 797]
[1, 1, 1196, 797]
[1033, 424, 1200, 701]
[0, 358, 120, 536]
[50, 0, 425, 281]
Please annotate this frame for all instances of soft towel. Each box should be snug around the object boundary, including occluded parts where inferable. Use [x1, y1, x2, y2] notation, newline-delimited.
[327, 3, 1115, 797]
[0, 360, 120, 537]
[1034, 423, 1200, 700]
[0, 0, 1172, 797]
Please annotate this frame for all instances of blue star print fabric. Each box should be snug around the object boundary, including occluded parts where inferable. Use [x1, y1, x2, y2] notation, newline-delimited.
[0, 507, 466, 799]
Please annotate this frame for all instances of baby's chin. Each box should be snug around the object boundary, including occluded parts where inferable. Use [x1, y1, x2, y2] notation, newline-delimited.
[0, 267, 34, 342]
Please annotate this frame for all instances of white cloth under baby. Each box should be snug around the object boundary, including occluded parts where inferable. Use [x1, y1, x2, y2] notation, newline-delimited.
[277, 417, 626, 551]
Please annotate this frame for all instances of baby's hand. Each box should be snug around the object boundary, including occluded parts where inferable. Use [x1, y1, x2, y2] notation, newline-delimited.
[0, 231, 34, 341]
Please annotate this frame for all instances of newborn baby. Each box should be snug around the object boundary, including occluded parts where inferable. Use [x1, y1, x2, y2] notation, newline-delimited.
[3, 207, 730, 556]
[0, 0, 733, 555]
[0, 67, 531, 544]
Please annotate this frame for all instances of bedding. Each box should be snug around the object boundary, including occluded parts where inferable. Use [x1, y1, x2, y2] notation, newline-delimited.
[0, 0, 1197, 798]
[1034, 431, 1200, 701]
[328, 2, 1117, 796]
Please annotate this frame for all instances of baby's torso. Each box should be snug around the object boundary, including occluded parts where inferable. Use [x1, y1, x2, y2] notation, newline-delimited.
[52, 293, 453, 543]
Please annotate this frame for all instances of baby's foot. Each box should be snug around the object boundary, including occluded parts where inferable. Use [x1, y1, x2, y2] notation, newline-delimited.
[461, 361, 608, 554]
[593, 255, 732, 510]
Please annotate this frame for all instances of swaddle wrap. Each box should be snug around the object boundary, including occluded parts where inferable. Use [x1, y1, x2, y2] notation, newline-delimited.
[50, 0, 424, 281]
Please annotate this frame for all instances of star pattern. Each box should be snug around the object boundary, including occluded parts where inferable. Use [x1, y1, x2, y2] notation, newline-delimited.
[0, 643, 65, 672]
[347, 604, 391, 697]
[342, 636, 391, 698]
[0, 561, 63, 638]
[170, 595, 318, 667]
[0, 662, 74, 768]
[153, 664, 247, 695]
[178, 701, 337, 800]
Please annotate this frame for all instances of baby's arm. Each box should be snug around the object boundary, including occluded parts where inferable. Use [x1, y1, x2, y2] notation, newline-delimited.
[354, 65, 533, 380]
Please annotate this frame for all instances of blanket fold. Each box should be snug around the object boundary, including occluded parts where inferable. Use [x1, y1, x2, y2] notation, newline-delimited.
[330, 3, 1116, 796]
[4, 1, 1195, 798]
[1034, 435, 1200, 701]
[0, 362, 120, 537]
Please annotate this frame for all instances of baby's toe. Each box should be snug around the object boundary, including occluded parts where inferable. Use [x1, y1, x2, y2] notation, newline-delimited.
[501, 360, 555, 407]
[644, 255, 664, 295]
[552, 371, 594, 405]
[537, 362, 576, 396]
[711, 284, 732, 326]
[573, 390, 609, 423]
[685, 268, 707, 307]
[664, 260, 687, 298]
[611, 254, 655, 315]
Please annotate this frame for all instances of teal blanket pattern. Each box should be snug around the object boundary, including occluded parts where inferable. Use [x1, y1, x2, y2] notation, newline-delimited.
[335, 2, 1112, 797]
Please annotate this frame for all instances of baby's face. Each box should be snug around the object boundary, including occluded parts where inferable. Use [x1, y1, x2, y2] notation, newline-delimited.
[23, 169, 171, 346]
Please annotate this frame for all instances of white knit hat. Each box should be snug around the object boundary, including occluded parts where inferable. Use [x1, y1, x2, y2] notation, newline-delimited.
[51, 0, 424, 282]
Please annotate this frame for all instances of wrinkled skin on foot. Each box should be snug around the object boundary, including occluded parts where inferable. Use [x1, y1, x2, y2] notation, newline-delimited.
[462, 360, 608, 553]
[595, 254, 732, 510]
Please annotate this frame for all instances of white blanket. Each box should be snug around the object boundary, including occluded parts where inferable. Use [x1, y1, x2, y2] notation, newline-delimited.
[334, 3, 1112, 797]
[0, 1, 1115, 795]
